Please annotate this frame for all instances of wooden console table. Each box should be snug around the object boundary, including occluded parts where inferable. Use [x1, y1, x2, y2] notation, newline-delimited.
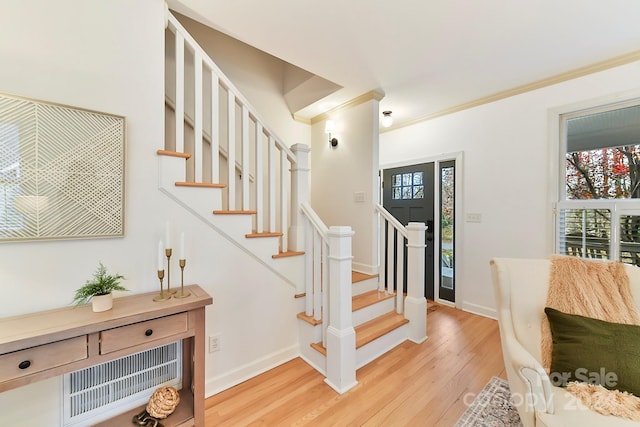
[0, 285, 212, 427]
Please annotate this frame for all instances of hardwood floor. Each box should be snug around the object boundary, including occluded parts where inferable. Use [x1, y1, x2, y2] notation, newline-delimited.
[204, 303, 506, 426]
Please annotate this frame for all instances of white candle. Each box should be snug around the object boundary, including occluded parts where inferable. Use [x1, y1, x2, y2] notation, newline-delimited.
[165, 221, 171, 248]
[158, 240, 164, 270]
[180, 232, 185, 260]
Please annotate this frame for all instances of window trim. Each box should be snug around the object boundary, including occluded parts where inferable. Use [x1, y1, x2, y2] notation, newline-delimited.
[552, 92, 640, 260]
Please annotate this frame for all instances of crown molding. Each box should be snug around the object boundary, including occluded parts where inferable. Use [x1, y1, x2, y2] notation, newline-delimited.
[382, 50, 640, 133]
[309, 89, 385, 125]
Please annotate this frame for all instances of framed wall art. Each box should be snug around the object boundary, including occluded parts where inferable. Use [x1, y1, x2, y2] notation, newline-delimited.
[0, 93, 125, 241]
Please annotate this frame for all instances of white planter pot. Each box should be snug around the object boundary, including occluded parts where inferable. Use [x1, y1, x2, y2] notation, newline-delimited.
[92, 293, 113, 312]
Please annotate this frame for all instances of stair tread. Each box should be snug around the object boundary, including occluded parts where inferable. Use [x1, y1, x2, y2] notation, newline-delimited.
[298, 290, 393, 326]
[272, 250, 305, 259]
[352, 290, 395, 311]
[310, 312, 408, 353]
[157, 149, 191, 159]
[175, 181, 226, 188]
[355, 312, 408, 349]
[297, 312, 322, 326]
[352, 271, 379, 284]
[213, 210, 257, 215]
[246, 231, 283, 238]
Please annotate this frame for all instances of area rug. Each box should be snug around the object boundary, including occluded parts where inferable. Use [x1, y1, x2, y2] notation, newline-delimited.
[455, 376, 523, 427]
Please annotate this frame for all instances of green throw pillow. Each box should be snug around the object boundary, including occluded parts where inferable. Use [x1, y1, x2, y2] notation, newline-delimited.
[544, 307, 640, 396]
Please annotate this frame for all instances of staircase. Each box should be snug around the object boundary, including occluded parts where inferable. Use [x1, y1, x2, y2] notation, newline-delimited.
[299, 273, 409, 370]
[162, 9, 427, 394]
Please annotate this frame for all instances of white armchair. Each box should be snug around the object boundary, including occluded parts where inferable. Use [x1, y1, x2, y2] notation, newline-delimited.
[490, 257, 640, 427]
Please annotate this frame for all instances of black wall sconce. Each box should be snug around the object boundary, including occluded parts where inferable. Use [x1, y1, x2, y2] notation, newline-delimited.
[325, 120, 338, 149]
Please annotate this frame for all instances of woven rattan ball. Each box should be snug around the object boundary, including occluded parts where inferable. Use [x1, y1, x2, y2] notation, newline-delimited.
[146, 386, 181, 419]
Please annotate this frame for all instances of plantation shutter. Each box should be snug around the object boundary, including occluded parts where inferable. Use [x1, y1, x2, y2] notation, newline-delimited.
[556, 205, 612, 260]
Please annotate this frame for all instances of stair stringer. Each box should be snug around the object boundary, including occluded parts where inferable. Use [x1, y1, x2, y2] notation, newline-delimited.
[297, 321, 326, 376]
[158, 154, 304, 289]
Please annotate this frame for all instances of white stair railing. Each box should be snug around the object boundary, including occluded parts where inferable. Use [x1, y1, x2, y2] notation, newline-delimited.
[376, 205, 408, 313]
[165, 12, 297, 252]
[375, 205, 428, 342]
[300, 202, 330, 345]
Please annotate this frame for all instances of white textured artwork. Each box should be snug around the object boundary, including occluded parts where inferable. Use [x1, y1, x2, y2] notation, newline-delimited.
[0, 94, 125, 241]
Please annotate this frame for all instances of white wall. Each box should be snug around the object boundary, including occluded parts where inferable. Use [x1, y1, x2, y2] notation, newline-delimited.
[380, 61, 640, 317]
[0, 1, 302, 425]
[310, 100, 380, 273]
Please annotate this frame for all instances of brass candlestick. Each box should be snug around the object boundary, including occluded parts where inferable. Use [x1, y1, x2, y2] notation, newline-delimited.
[165, 248, 176, 295]
[153, 269, 170, 301]
[174, 258, 191, 298]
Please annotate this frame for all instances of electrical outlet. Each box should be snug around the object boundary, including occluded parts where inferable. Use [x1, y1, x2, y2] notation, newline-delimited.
[209, 334, 221, 353]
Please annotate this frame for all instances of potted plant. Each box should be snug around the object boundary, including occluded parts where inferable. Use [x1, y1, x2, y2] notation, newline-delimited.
[73, 262, 127, 312]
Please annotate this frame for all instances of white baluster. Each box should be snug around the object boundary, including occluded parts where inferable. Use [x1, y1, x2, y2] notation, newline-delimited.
[268, 136, 276, 232]
[241, 105, 249, 210]
[387, 225, 394, 295]
[304, 217, 313, 316]
[313, 229, 322, 321]
[194, 51, 203, 182]
[280, 148, 288, 253]
[227, 93, 236, 210]
[378, 216, 386, 292]
[210, 74, 219, 183]
[396, 235, 404, 313]
[255, 123, 264, 233]
[175, 31, 185, 154]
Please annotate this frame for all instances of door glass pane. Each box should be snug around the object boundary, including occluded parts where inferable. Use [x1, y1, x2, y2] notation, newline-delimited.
[440, 165, 455, 294]
[413, 172, 423, 185]
[413, 186, 424, 199]
[391, 171, 425, 200]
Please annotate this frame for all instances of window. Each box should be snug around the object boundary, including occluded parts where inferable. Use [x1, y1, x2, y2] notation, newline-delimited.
[557, 100, 640, 265]
[391, 172, 424, 200]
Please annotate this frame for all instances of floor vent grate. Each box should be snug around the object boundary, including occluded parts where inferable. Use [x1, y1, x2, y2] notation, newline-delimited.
[62, 340, 182, 426]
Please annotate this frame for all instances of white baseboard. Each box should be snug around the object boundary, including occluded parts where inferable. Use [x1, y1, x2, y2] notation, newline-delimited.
[205, 344, 299, 397]
[460, 301, 497, 320]
[352, 262, 377, 276]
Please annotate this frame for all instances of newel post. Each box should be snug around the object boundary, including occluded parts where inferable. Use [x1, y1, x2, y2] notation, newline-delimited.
[289, 143, 310, 252]
[405, 222, 428, 343]
[325, 226, 358, 394]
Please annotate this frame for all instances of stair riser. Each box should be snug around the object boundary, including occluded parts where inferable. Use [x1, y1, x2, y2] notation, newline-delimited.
[352, 299, 396, 327]
[355, 323, 409, 369]
[352, 277, 379, 296]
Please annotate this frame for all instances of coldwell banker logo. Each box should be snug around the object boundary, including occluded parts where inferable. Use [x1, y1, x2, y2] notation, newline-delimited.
[549, 368, 618, 387]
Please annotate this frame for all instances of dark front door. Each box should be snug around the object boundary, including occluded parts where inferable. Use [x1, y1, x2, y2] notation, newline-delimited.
[382, 163, 435, 300]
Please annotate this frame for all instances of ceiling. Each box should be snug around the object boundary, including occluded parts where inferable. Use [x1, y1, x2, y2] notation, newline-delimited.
[167, 0, 640, 129]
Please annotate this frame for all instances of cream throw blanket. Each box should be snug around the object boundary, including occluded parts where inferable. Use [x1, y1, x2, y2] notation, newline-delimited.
[543, 255, 640, 420]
